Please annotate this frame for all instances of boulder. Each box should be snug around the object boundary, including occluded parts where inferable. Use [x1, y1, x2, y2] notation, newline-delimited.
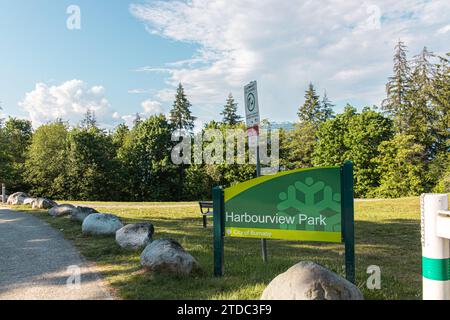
[260, 261, 363, 300]
[48, 204, 79, 217]
[140, 239, 199, 276]
[32, 198, 57, 209]
[116, 223, 154, 250]
[6, 192, 29, 205]
[82, 213, 123, 236]
[70, 206, 98, 223]
[23, 197, 37, 206]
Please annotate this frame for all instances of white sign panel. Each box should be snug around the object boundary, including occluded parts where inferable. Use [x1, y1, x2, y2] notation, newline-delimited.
[244, 81, 260, 127]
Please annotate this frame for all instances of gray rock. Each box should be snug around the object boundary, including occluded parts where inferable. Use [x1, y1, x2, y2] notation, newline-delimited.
[23, 197, 38, 206]
[32, 198, 58, 209]
[82, 213, 123, 236]
[261, 261, 363, 300]
[70, 206, 98, 223]
[6, 192, 29, 205]
[140, 239, 199, 275]
[48, 204, 79, 217]
[116, 223, 154, 250]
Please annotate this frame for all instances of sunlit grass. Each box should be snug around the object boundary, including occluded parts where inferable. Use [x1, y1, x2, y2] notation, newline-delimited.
[15, 195, 441, 300]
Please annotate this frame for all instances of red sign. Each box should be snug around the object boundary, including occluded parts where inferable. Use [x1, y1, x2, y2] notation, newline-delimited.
[247, 125, 259, 137]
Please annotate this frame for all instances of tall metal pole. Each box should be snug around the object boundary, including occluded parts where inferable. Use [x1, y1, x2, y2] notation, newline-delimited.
[256, 134, 268, 263]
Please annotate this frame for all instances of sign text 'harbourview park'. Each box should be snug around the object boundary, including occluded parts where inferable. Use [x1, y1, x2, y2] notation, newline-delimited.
[212, 160, 356, 283]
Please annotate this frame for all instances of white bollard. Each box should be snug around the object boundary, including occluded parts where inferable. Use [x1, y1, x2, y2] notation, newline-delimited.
[421, 194, 450, 300]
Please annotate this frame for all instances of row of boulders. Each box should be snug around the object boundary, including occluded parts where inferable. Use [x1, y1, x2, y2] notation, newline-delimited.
[47, 203, 199, 276]
[48, 203, 98, 222]
[82, 213, 123, 236]
[83, 214, 199, 275]
[141, 239, 199, 275]
[6, 192, 57, 209]
[33, 198, 58, 209]
[116, 222, 154, 250]
[5, 193, 199, 276]
[6, 192, 30, 206]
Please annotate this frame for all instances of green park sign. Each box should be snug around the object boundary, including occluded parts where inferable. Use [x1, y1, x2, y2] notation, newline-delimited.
[213, 161, 355, 283]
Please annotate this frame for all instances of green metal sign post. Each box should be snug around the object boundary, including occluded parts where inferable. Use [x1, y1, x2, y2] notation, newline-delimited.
[213, 161, 356, 283]
[341, 161, 355, 283]
[213, 186, 224, 277]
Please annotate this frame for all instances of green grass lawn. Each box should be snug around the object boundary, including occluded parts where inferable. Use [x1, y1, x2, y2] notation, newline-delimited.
[15, 196, 428, 300]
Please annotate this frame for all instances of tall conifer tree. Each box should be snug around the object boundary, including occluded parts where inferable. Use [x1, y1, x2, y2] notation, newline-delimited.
[221, 93, 242, 125]
[298, 83, 321, 125]
[382, 40, 411, 132]
[169, 83, 196, 133]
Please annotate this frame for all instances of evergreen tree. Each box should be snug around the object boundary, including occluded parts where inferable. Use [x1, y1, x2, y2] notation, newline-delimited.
[428, 53, 450, 191]
[298, 83, 321, 126]
[80, 109, 97, 129]
[382, 40, 411, 132]
[133, 113, 142, 127]
[221, 93, 242, 125]
[169, 83, 196, 200]
[169, 83, 196, 133]
[406, 47, 436, 158]
[280, 122, 317, 170]
[319, 91, 335, 122]
[288, 86, 334, 171]
[431, 53, 450, 156]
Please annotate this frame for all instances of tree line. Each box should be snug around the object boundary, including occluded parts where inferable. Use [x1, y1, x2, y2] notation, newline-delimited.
[0, 41, 448, 201]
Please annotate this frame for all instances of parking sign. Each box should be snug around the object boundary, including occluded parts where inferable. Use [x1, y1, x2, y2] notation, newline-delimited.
[244, 81, 260, 127]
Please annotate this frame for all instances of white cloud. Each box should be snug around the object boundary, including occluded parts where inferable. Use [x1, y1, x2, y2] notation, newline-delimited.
[112, 111, 121, 119]
[141, 99, 164, 115]
[437, 24, 450, 34]
[155, 88, 176, 103]
[19, 79, 118, 127]
[121, 114, 137, 128]
[89, 85, 105, 95]
[115, 100, 165, 129]
[130, 0, 450, 122]
[128, 88, 150, 94]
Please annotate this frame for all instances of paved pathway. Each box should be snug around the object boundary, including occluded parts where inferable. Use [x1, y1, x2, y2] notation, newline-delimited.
[0, 208, 113, 300]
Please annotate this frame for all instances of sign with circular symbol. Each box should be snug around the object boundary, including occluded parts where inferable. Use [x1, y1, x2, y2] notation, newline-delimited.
[247, 93, 256, 112]
[244, 81, 260, 127]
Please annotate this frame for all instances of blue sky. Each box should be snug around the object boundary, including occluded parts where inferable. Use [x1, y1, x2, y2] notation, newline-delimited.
[1, 0, 449, 128]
